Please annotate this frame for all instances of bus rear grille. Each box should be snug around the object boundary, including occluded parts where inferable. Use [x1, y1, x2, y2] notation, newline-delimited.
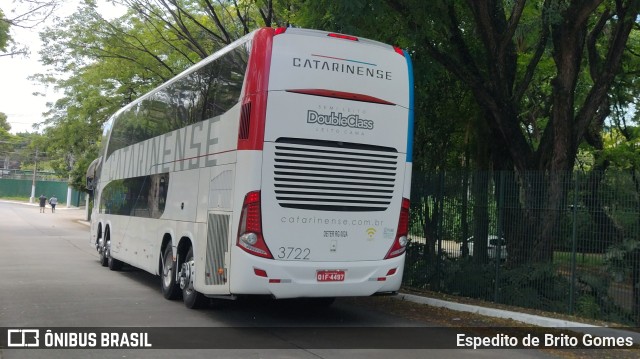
[273, 138, 398, 212]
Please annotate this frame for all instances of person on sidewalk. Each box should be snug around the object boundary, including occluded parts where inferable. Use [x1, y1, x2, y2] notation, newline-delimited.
[38, 194, 47, 213]
[49, 195, 58, 213]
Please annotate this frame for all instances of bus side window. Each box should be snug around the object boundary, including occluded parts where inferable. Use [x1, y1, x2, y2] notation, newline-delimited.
[158, 176, 166, 212]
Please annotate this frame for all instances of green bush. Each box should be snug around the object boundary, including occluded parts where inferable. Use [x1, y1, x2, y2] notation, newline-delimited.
[575, 295, 600, 319]
[498, 263, 571, 312]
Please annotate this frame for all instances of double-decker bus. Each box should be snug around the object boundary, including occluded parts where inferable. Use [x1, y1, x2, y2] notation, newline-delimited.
[86, 27, 414, 308]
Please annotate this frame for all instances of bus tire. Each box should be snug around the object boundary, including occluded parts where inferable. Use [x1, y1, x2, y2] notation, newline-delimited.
[98, 237, 108, 267]
[161, 245, 181, 300]
[106, 230, 124, 271]
[182, 247, 207, 309]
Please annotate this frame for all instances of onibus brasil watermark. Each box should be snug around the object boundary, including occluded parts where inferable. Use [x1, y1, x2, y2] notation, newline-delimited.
[7, 329, 151, 348]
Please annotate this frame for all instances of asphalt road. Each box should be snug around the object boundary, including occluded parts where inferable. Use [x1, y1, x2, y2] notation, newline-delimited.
[0, 201, 557, 359]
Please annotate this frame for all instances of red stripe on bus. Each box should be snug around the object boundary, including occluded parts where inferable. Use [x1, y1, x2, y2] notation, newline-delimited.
[286, 89, 395, 105]
[238, 28, 274, 151]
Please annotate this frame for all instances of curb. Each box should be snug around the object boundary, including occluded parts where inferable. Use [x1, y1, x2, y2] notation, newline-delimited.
[395, 292, 640, 342]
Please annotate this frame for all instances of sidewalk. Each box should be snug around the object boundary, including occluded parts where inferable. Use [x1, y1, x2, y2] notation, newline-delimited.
[0, 199, 82, 210]
[0, 199, 90, 225]
[395, 292, 640, 342]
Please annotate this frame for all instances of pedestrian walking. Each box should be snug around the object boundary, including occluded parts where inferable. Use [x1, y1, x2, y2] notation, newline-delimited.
[49, 195, 58, 213]
[38, 194, 47, 213]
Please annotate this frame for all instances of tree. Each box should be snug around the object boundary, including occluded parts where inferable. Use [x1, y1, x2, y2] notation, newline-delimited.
[0, 112, 11, 131]
[0, 9, 10, 53]
[378, 0, 640, 264]
[0, 114, 21, 169]
[0, 0, 60, 57]
[0, 127, 14, 166]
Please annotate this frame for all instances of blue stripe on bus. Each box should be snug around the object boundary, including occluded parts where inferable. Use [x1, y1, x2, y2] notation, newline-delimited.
[404, 49, 414, 163]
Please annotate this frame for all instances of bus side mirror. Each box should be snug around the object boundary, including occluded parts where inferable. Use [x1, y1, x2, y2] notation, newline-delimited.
[86, 177, 95, 194]
[86, 157, 101, 194]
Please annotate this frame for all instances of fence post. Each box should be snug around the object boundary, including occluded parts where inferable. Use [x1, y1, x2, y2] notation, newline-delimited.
[569, 171, 579, 314]
[436, 170, 445, 291]
[495, 171, 505, 303]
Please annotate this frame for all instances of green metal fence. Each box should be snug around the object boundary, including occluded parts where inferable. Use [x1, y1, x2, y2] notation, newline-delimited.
[403, 170, 640, 325]
[0, 178, 83, 206]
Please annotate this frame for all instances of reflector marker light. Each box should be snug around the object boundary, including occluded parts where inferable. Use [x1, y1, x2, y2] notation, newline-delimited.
[269, 279, 292, 284]
[254, 268, 268, 277]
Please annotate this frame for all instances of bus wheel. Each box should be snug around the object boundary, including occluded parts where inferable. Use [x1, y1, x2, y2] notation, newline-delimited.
[180, 247, 207, 309]
[98, 237, 108, 267]
[161, 245, 181, 300]
[106, 231, 124, 271]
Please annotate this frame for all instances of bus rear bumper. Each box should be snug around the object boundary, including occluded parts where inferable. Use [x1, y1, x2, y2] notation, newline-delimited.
[228, 254, 405, 299]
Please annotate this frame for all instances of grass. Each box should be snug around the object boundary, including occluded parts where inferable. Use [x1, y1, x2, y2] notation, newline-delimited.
[553, 251, 605, 267]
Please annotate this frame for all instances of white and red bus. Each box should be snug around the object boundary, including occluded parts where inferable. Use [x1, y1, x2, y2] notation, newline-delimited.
[87, 27, 414, 308]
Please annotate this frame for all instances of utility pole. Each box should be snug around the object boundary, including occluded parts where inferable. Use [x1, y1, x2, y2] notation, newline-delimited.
[29, 148, 38, 203]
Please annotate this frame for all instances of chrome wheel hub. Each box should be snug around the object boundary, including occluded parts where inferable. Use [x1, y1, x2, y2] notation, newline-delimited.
[179, 260, 194, 291]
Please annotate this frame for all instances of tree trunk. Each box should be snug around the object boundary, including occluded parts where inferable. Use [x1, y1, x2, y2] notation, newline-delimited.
[533, 172, 569, 262]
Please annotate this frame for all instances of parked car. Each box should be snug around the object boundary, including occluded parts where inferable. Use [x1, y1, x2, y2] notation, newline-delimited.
[461, 235, 507, 260]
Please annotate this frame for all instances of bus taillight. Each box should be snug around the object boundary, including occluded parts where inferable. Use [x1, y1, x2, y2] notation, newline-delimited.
[328, 33, 359, 41]
[385, 198, 410, 259]
[237, 191, 273, 259]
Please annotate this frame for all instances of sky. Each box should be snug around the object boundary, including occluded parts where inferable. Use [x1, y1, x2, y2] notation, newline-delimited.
[0, 1, 125, 134]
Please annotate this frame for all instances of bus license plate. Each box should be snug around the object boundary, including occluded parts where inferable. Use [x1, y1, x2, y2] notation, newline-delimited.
[317, 270, 345, 282]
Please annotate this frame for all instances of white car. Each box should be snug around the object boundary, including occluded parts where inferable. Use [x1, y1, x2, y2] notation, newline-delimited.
[462, 235, 507, 260]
